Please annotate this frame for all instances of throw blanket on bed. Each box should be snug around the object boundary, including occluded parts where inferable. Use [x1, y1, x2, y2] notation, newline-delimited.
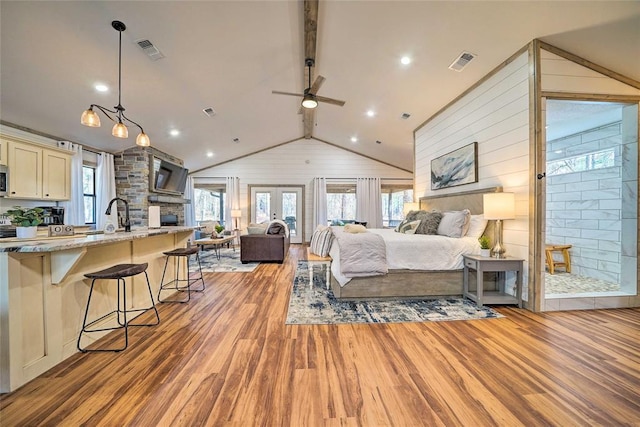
[332, 227, 388, 277]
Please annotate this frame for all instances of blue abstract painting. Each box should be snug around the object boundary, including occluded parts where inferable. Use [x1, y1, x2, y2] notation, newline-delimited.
[431, 142, 478, 190]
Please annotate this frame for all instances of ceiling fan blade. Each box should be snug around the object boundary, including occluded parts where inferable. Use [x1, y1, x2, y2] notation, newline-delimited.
[308, 75, 325, 95]
[272, 90, 304, 97]
[316, 95, 346, 106]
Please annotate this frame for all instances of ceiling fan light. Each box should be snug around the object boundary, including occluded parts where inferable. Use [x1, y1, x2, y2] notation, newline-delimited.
[302, 94, 318, 109]
[81, 108, 101, 127]
[136, 131, 151, 147]
[112, 121, 128, 138]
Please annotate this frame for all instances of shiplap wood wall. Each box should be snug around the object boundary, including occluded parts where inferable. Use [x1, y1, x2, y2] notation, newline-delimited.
[191, 139, 412, 242]
[414, 52, 531, 296]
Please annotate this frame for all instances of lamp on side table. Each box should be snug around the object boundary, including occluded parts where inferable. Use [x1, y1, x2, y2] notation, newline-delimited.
[483, 192, 515, 259]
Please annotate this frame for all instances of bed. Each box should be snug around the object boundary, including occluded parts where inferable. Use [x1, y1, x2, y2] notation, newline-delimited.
[328, 187, 500, 299]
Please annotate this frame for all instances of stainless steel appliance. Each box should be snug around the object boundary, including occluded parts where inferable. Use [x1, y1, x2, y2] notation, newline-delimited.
[0, 165, 7, 197]
[38, 206, 65, 225]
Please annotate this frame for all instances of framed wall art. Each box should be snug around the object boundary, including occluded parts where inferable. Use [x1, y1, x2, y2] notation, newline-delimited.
[431, 142, 478, 190]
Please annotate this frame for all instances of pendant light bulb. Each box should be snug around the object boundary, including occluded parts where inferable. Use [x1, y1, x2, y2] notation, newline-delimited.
[136, 131, 151, 147]
[112, 121, 128, 138]
[302, 94, 318, 109]
[81, 108, 101, 127]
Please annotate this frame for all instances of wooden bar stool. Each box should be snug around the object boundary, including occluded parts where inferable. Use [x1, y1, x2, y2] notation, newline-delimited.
[77, 263, 160, 353]
[158, 246, 205, 303]
[545, 244, 572, 274]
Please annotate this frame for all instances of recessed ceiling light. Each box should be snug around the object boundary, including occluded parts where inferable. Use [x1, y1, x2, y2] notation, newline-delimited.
[400, 56, 411, 65]
[206, 151, 214, 157]
[169, 129, 180, 137]
[350, 136, 358, 143]
[94, 83, 109, 92]
[366, 110, 375, 117]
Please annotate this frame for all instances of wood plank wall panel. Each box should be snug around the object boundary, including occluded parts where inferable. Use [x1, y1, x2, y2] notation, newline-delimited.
[1, 246, 639, 425]
[191, 139, 412, 240]
[414, 52, 531, 296]
[541, 50, 640, 96]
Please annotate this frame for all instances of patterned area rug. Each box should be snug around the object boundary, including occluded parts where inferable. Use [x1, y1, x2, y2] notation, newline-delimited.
[286, 262, 503, 325]
[190, 247, 259, 273]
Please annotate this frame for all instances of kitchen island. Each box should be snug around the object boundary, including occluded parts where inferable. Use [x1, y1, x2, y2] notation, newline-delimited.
[0, 226, 195, 392]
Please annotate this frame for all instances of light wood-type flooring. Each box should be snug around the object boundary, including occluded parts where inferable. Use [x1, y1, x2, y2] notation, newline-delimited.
[1, 245, 639, 426]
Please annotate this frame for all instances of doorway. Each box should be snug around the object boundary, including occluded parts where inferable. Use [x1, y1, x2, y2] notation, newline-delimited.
[250, 186, 304, 244]
[542, 99, 638, 302]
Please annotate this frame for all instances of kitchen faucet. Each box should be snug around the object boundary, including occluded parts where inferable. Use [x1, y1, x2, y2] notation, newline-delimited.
[105, 197, 131, 232]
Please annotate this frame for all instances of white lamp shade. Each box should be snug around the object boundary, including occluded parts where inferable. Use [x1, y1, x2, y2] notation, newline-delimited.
[81, 108, 101, 127]
[231, 209, 242, 218]
[403, 202, 419, 215]
[136, 132, 151, 147]
[112, 122, 128, 138]
[483, 192, 515, 220]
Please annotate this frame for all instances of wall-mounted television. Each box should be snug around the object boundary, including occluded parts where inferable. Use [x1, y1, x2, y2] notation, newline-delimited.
[149, 155, 189, 195]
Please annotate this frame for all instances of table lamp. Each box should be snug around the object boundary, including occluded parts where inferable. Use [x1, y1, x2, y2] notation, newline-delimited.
[483, 192, 515, 258]
[231, 209, 242, 230]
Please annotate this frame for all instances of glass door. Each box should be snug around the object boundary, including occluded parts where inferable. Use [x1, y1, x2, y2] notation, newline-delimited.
[250, 186, 303, 244]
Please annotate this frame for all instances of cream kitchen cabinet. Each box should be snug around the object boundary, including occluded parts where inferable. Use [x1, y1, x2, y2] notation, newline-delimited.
[0, 137, 7, 165]
[6, 139, 71, 200]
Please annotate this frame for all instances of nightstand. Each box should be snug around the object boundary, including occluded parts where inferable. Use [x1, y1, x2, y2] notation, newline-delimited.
[463, 255, 523, 308]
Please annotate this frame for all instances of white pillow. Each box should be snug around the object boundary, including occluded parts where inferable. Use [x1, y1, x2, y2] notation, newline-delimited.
[437, 209, 471, 238]
[310, 225, 334, 257]
[465, 214, 488, 239]
[344, 223, 367, 233]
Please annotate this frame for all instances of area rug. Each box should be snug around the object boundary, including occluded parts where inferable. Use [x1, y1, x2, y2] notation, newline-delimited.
[190, 247, 259, 273]
[286, 262, 504, 325]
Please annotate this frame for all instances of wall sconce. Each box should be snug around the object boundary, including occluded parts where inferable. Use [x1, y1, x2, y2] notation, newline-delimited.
[483, 192, 515, 258]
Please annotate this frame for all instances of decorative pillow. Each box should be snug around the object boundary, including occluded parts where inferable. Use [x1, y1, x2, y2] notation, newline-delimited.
[465, 214, 488, 239]
[247, 222, 268, 235]
[310, 226, 334, 257]
[344, 223, 367, 233]
[267, 222, 285, 235]
[394, 219, 408, 232]
[437, 209, 471, 238]
[415, 210, 443, 235]
[398, 219, 421, 234]
[404, 210, 424, 222]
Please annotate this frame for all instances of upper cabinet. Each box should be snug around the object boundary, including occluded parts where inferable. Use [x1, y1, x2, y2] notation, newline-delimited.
[0, 137, 8, 166]
[3, 136, 71, 200]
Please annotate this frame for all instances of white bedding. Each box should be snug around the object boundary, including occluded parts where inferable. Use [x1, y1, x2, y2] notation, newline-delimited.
[329, 228, 480, 287]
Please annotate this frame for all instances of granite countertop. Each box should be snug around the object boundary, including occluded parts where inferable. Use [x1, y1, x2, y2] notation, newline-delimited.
[0, 226, 196, 253]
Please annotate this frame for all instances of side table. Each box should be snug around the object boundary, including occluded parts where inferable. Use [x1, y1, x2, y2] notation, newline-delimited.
[463, 255, 523, 308]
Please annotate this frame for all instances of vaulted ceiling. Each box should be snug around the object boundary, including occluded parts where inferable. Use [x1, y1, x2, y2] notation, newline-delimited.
[1, 1, 639, 172]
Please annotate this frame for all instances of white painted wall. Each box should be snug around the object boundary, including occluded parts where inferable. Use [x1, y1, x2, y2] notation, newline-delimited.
[414, 51, 531, 294]
[190, 139, 412, 242]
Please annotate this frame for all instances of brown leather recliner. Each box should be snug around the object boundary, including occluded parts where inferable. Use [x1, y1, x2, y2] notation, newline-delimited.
[240, 220, 290, 264]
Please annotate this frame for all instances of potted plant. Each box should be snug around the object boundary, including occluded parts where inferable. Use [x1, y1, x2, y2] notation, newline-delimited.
[214, 224, 225, 237]
[5, 206, 44, 238]
[478, 235, 491, 257]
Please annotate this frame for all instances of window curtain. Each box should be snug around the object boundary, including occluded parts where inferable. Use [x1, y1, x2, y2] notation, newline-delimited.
[95, 152, 117, 230]
[57, 141, 85, 225]
[225, 176, 239, 231]
[313, 177, 327, 227]
[356, 177, 382, 228]
[183, 176, 196, 227]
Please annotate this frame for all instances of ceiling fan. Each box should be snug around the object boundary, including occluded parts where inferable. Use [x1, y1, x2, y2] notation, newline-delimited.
[272, 58, 346, 109]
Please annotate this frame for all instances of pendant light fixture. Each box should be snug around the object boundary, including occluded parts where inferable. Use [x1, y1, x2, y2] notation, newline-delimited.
[301, 60, 318, 109]
[81, 20, 151, 147]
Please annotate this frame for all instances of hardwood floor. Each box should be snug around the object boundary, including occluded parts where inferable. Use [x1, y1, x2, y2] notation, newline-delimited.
[2, 245, 639, 426]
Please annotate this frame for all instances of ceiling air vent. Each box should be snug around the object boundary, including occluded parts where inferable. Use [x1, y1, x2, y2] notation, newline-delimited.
[136, 39, 164, 61]
[448, 51, 476, 72]
[401, 112, 411, 120]
[202, 107, 216, 117]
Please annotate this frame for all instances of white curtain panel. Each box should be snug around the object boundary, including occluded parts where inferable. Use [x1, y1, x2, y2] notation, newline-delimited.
[356, 177, 383, 228]
[57, 141, 85, 225]
[95, 152, 117, 230]
[183, 175, 196, 227]
[312, 177, 328, 227]
[225, 176, 240, 231]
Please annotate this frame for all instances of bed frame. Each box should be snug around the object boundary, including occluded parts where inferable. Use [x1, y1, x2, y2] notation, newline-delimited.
[330, 186, 501, 299]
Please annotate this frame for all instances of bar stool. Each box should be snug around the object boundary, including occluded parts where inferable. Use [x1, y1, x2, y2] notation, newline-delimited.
[77, 263, 160, 353]
[545, 244, 572, 274]
[158, 246, 205, 303]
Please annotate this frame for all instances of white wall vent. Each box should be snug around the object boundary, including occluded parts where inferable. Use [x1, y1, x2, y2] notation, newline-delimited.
[136, 39, 165, 61]
[202, 107, 216, 117]
[448, 51, 476, 72]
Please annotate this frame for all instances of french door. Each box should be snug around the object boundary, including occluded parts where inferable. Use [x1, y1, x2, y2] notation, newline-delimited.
[250, 186, 303, 244]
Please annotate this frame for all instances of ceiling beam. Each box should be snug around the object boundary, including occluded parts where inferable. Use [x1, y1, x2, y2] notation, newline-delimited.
[303, 0, 318, 139]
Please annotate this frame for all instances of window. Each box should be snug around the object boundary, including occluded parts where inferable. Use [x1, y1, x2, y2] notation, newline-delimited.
[327, 185, 356, 225]
[82, 166, 96, 224]
[193, 187, 226, 225]
[547, 148, 615, 176]
[382, 188, 413, 228]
